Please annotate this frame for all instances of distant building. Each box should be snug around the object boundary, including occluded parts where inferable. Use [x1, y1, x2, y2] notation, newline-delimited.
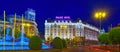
[100, 29, 105, 34]
[45, 16, 100, 45]
[116, 24, 120, 27]
[0, 8, 38, 37]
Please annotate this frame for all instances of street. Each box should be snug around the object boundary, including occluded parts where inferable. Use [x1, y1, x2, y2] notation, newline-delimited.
[0, 46, 106, 52]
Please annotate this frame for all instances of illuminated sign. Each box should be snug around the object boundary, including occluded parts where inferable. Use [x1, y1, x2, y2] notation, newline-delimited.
[56, 16, 63, 19]
[64, 16, 70, 19]
[56, 16, 70, 19]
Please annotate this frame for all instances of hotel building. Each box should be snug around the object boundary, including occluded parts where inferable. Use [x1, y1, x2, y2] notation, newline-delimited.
[45, 16, 100, 45]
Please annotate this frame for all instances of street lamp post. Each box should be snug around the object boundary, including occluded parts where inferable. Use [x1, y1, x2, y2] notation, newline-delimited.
[94, 12, 106, 30]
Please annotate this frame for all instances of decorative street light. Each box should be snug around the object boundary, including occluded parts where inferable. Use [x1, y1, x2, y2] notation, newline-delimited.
[94, 11, 107, 30]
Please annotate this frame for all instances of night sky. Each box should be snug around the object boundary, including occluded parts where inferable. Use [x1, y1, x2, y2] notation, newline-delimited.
[0, 0, 120, 36]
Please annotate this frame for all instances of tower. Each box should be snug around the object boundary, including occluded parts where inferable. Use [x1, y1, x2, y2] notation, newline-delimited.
[25, 8, 36, 21]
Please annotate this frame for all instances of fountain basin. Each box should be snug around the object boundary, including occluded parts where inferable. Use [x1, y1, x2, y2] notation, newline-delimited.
[0, 43, 51, 50]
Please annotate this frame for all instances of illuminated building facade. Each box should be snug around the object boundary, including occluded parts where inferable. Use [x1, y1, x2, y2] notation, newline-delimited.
[0, 9, 38, 37]
[45, 16, 100, 44]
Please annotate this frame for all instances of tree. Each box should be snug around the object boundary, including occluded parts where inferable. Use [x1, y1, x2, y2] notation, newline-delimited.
[62, 39, 67, 48]
[98, 33, 110, 45]
[14, 29, 21, 38]
[52, 37, 63, 49]
[7, 28, 20, 38]
[1, 28, 12, 36]
[109, 27, 120, 44]
[0, 27, 4, 38]
[47, 36, 53, 43]
[1, 28, 6, 37]
[65, 38, 71, 45]
[73, 36, 82, 45]
[29, 36, 42, 50]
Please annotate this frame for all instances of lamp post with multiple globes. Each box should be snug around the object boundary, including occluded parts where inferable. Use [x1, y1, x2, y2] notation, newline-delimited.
[94, 12, 107, 30]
